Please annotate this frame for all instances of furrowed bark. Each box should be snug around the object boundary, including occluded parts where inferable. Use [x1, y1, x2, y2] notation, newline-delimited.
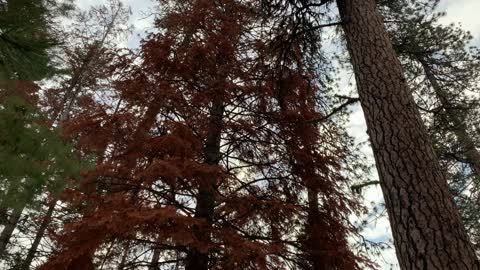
[336, 0, 480, 268]
[185, 100, 224, 270]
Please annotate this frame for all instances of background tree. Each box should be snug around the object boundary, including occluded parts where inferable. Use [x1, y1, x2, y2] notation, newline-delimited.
[16, 2, 131, 268]
[0, 0, 81, 264]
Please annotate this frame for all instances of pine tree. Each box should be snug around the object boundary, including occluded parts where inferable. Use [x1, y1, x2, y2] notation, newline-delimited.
[0, 0, 73, 82]
[336, 0, 479, 268]
[0, 0, 83, 262]
[382, 1, 480, 245]
[39, 1, 362, 269]
[16, 2, 131, 268]
[264, 0, 480, 268]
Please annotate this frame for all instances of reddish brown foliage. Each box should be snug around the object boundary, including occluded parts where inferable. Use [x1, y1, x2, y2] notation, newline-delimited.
[41, 0, 367, 269]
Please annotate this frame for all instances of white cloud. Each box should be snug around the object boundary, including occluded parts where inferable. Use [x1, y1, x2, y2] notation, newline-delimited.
[439, 0, 480, 44]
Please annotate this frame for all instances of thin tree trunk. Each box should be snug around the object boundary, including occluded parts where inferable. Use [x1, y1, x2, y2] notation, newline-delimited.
[21, 200, 57, 269]
[53, 3, 123, 123]
[149, 240, 161, 270]
[276, 91, 330, 270]
[117, 241, 130, 270]
[0, 205, 24, 257]
[419, 58, 480, 177]
[336, 0, 480, 269]
[305, 189, 325, 270]
[185, 100, 224, 270]
[0, 187, 21, 226]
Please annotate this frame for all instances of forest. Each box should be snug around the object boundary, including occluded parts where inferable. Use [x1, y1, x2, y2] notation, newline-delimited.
[0, 0, 479, 269]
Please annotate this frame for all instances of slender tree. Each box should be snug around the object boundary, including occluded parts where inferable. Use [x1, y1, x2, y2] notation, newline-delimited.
[0, 1, 83, 263]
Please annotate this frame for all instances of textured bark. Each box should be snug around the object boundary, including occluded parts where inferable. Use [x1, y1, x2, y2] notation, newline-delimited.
[22, 201, 56, 270]
[336, 0, 480, 269]
[185, 100, 224, 270]
[419, 58, 480, 177]
[0, 205, 24, 257]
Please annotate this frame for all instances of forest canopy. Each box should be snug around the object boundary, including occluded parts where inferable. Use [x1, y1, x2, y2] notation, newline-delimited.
[0, 0, 479, 269]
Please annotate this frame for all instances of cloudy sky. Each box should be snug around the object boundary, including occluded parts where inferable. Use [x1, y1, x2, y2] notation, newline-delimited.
[72, 0, 480, 269]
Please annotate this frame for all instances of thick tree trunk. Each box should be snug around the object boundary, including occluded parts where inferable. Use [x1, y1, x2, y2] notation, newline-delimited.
[185, 100, 224, 270]
[336, 0, 480, 269]
[419, 58, 480, 177]
[21, 201, 57, 269]
[0, 205, 24, 257]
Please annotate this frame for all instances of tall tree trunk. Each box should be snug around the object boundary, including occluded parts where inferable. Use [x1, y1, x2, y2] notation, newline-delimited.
[149, 242, 161, 270]
[305, 189, 325, 270]
[117, 241, 130, 270]
[185, 100, 224, 270]
[419, 58, 480, 177]
[21, 200, 57, 269]
[0, 205, 24, 257]
[276, 94, 331, 269]
[336, 0, 480, 269]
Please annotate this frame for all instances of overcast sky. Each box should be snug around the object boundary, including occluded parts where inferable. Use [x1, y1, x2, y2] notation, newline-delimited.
[72, 0, 480, 269]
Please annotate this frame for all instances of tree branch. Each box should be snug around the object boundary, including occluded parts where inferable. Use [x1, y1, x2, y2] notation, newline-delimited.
[306, 95, 359, 123]
[351, 181, 381, 193]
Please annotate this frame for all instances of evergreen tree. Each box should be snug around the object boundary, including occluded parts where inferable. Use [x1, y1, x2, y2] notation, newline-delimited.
[0, 0, 86, 263]
[382, 1, 480, 245]
[0, 0, 72, 82]
[39, 1, 363, 269]
[264, 0, 480, 268]
[17, 2, 131, 268]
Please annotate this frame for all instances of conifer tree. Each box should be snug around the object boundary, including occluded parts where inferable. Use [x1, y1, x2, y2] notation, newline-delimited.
[16, 2, 131, 268]
[381, 2, 480, 245]
[337, 0, 479, 268]
[39, 1, 362, 269]
[264, 0, 480, 268]
[0, 0, 82, 262]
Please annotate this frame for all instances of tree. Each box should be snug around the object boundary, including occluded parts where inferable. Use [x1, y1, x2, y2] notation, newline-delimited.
[0, 94, 87, 261]
[0, 0, 73, 82]
[18, 2, 131, 268]
[0, 0, 83, 263]
[260, 17, 369, 268]
[263, 0, 480, 267]
[39, 0, 362, 269]
[336, 0, 479, 268]
[381, 1, 480, 245]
